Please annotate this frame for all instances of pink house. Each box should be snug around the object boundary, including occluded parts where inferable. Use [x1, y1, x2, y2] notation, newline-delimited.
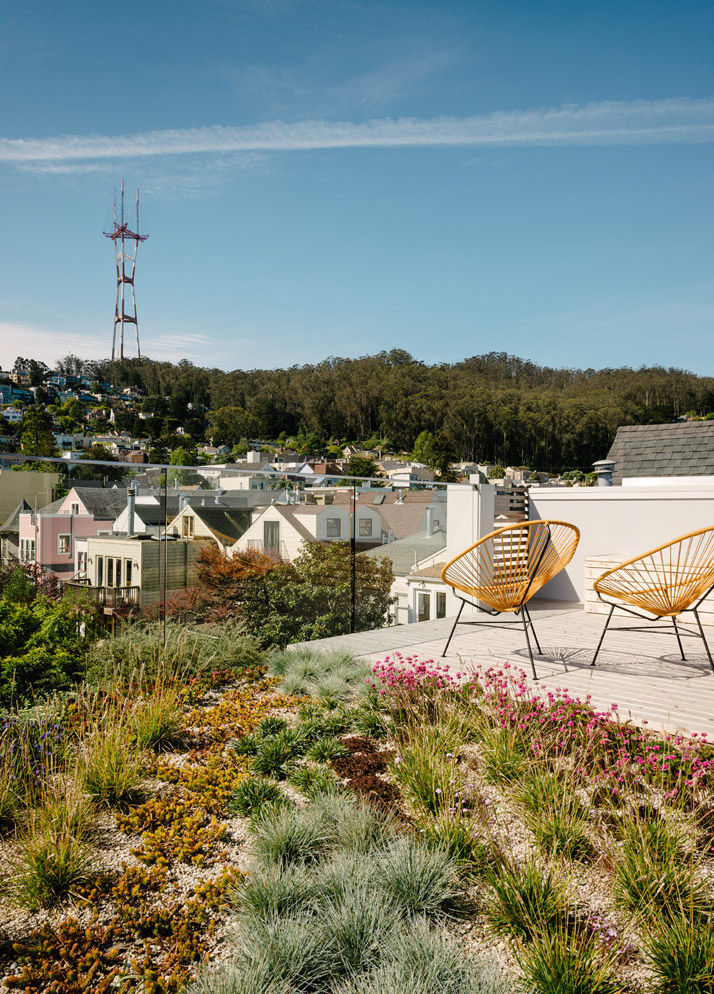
[18, 486, 128, 579]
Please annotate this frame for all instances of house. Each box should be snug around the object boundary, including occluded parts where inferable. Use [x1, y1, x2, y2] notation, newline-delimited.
[362, 497, 447, 625]
[605, 422, 714, 486]
[1, 407, 24, 424]
[230, 490, 442, 562]
[0, 500, 31, 560]
[18, 486, 128, 578]
[68, 533, 208, 617]
[0, 468, 59, 523]
[168, 502, 251, 549]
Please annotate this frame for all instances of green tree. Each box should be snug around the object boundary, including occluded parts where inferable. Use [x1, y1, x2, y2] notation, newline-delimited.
[20, 409, 57, 459]
[345, 456, 382, 480]
[206, 406, 259, 446]
[412, 430, 455, 479]
[208, 542, 394, 647]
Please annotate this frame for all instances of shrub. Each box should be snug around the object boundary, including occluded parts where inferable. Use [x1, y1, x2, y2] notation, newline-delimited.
[0, 711, 68, 829]
[516, 772, 594, 861]
[237, 863, 315, 921]
[288, 764, 342, 799]
[643, 910, 714, 993]
[390, 729, 464, 815]
[334, 918, 507, 994]
[613, 817, 708, 922]
[85, 622, 265, 686]
[516, 922, 625, 994]
[478, 726, 530, 786]
[350, 699, 391, 739]
[486, 856, 572, 941]
[4, 818, 93, 909]
[251, 805, 332, 868]
[235, 914, 334, 991]
[377, 837, 462, 918]
[269, 646, 370, 699]
[315, 884, 401, 976]
[131, 684, 184, 751]
[0, 596, 89, 706]
[312, 791, 398, 854]
[308, 736, 348, 762]
[251, 732, 301, 780]
[255, 716, 289, 737]
[227, 777, 284, 818]
[227, 731, 261, 757]
[421, 805, 491, 877]
[80, 721, 144, 808]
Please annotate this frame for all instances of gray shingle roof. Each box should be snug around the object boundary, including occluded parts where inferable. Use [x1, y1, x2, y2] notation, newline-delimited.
[0, 500, 30, 533]
[192, 506, 251, 543]
[363, 531, 446, 576]
[606, 422, 714, 484]
[70, 487, 129, 519]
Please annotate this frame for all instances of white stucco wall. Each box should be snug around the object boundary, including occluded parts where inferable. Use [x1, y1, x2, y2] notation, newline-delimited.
[530, 485, 714, 602]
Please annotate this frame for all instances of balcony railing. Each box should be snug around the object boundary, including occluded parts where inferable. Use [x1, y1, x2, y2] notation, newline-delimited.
[64, 581, 141, 611]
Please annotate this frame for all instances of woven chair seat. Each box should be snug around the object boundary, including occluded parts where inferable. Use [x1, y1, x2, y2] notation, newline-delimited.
[442, 519, 580, 612]
[594, 528, 714, 618]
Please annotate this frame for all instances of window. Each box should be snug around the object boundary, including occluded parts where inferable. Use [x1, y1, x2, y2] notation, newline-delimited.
[326, 517, 341, 538]
[96, 556, 104, 586]
[58, 534, 71, 555]
[264, 521, 280, 556]
[77, 551, 87, 574]
[125, 559, 133, 586]
[417, 592, 430, 623]
[358, 518, 373, 537]
[20, 538, 35, 562]
[115, 559, 122, 587]
[436, 591, 446, 619]
[70, 503, 80, 516]
[106, 558, 114, 587]
[182, 515, 194, 538]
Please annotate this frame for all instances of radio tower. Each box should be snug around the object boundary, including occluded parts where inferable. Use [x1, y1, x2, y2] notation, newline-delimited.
[104, 180, 148, 361]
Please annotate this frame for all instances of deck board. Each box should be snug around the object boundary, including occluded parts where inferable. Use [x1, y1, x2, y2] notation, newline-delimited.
[292, 603, 714, 738]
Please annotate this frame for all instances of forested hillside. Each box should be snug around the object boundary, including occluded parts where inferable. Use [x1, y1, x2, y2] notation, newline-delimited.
[61, 350, 714, 471]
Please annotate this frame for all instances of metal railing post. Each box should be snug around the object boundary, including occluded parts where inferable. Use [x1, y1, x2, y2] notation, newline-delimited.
[350, 479, 356, 634]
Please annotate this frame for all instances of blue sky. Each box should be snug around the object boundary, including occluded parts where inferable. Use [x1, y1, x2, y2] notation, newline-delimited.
[1, 0, 712, 373]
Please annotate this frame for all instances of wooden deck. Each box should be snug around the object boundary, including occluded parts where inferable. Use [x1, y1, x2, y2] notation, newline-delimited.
[294, 601, 714, 738]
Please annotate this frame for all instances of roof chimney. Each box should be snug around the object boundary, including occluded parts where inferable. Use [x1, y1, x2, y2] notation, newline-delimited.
[127, 485, 136, 536]
[425, 506, 434, 534]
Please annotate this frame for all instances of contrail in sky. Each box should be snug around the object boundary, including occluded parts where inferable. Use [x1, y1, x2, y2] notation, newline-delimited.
[1, 98, 712, 164]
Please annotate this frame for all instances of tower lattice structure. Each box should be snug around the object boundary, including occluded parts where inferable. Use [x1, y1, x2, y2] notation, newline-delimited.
[104, 180, 148, 361]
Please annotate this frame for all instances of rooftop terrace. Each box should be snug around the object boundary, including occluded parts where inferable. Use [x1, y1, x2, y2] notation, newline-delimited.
[295, 600, 714, 738]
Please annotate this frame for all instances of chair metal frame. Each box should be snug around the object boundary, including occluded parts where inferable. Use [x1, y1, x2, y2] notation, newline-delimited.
[440, 520, 580, 680]
[591, 526, 714, 673]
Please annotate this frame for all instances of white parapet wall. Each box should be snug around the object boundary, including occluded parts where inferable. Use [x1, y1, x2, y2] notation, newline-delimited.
[530, 484, 714, 608]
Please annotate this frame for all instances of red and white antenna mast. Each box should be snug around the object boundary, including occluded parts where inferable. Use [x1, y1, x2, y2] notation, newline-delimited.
[104, 180, 148, 361]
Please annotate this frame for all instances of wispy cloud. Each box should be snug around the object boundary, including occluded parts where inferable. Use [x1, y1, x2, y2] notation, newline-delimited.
[2, 98, 712, 169]
[0, 321, 220, 367]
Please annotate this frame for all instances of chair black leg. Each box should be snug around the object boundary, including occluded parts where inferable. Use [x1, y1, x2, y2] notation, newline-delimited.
[442, 599, 465, 657]
[523, 603, 543, 655]
[591, 604, 615, 667]
[672, 617, 686, 661]
[693, 609, 714, 675]
[520, 609, 539, 681]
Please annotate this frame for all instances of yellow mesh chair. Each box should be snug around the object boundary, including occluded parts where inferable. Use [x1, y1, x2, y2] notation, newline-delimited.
[591, 526, 714, 672]
[440, 520, 580, 679]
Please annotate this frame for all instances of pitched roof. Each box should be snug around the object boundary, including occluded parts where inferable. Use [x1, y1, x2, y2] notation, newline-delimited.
[0, 500, 30, 533]
[606, 422, 714, 484]
[362, 532, 446, 576]
[69, 487, 129, 519]
[191, 506, 252, 544]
